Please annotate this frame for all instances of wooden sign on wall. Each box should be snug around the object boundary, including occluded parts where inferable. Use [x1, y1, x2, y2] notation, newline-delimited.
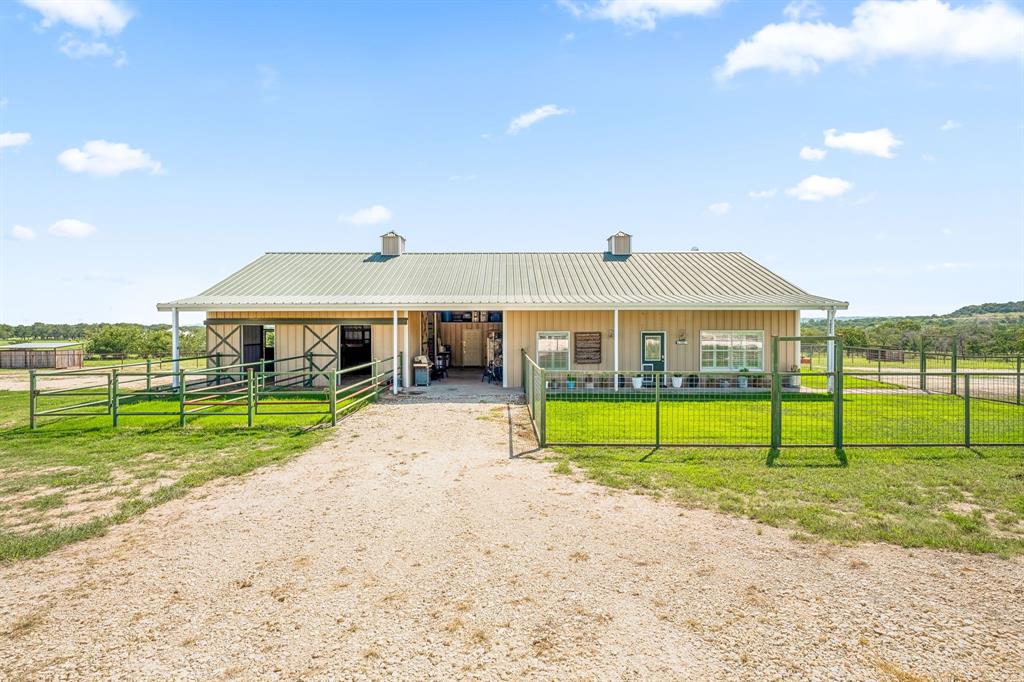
[574, 332, 602, 364]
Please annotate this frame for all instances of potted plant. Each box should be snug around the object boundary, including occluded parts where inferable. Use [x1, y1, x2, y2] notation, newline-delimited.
[788, 365, 801, 388]
[737, 368, 750, 389]
[565, 374, 577, 390]
[718, 376, 731, 389]
[631, 375, 644, 389]
[686, 374, 699, 388]
[583, 374, 595, 390]
[671, 373, 683, 389]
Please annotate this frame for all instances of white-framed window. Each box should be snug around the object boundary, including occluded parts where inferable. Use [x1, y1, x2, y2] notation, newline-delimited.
[700, 330, 764, 371]
[537, 331, 570, 371]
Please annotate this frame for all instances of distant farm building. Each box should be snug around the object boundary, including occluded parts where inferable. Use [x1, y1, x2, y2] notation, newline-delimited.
[0, 342, 84, 369]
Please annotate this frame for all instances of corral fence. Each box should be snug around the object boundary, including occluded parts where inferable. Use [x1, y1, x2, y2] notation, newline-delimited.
[28, 353, 400, 429]
[522, 337, 1023, 454]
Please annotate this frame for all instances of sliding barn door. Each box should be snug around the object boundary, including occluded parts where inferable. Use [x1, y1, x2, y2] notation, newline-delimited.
[206, 323, 242, 383]
[303, 324, 339, 387]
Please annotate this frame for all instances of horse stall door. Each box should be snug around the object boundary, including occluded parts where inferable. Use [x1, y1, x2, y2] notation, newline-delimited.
[303, 324, 340, 387]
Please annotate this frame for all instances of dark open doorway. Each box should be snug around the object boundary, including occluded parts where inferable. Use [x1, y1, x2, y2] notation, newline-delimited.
[340, 325, 372, 372]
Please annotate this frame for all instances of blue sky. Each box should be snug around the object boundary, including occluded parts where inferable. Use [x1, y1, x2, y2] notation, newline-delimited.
[1, 0, 1022, 325]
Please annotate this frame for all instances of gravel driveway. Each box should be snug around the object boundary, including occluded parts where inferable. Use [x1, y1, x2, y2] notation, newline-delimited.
[1, 399, 1022, 680]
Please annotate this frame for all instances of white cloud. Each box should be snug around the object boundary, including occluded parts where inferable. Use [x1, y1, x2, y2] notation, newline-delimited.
[258, 65, 279, 91]
[941, 227, 953, 235]
[707, 202, 731, 214]
[923, 261, 974, 271]
[345, 205, 392, 225]
[49, 218, 97, 238]
[564, 31, 576, 41]
[786, 175, 853, 201]
[718, 0, 1024, 80]
[939, 119, 962, 131]
[58, 33, 112, 58]
[559, 0, 723, 30]
[0, 98, 8, 110]
[824, 127, 901, 158]
[799, 146, 827, 160]
[922, 153, 936, 161]
[20, 0, 132, 35]
[507, 104, 571, 135]
[58, 140, 163, 176]
[748, 188, 777, 199]
[783, 0, 823, 21]
[11, 225, 36, 241]
[0, 132, 31, 149]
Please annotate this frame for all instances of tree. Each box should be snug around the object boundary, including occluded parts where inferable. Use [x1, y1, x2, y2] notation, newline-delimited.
[84, 325, 144, 356]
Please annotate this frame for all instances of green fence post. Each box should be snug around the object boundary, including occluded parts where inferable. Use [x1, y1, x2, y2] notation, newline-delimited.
[769, 337, 781, 458]
[833, 341, 844, 459]
[950, 342, 958, 395]
[1016, 356, 1021, 405]
[29, 369, 37, 430]
[654, 374, 661, 448]
[146, 358, 152, 394]
[919, 340, 926, 392]
[539, 368, 547, 447]
[329, 370, 338, 427]
[111, 369, 120, 427]
[372, 359, 380, 401]
[178, 369, 186, 427]
[106, 372, 113, 415]
[964, 374, 971, 448]
[247, 368, 255, 428]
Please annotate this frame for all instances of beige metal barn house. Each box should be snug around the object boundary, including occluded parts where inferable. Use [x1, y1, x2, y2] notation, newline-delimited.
[157, 232, 848, 390]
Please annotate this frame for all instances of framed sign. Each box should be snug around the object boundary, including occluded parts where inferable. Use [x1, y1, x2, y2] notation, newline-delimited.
[574, 332, 602, 364]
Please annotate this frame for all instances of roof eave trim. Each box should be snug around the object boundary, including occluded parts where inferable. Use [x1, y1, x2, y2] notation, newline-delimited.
[157, 301, 849, 312]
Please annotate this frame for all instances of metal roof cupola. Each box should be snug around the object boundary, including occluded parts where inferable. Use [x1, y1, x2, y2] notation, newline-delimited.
[607, 231, 632, 257]
[380, 231, 406, 257]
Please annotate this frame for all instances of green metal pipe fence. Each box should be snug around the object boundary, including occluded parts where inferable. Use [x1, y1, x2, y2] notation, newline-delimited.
[29, 353, 401, 429]
[523, 338, 1024, 451]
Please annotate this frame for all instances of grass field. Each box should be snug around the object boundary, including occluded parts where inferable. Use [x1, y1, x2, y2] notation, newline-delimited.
[0, 390, 332, 563]
[550, 445, 1024, 555]
[802, 349, 1021, 372]
[543, 392, 1024, 445]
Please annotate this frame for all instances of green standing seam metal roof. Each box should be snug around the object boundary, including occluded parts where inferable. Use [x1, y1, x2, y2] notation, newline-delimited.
[157, 251, 848, 311]
[0, 342, 83, 349]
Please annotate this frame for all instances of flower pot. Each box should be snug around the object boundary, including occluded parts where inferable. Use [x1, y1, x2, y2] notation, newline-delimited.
[566, 380, 576, 390]
[671, 376, 683, 389]
[584, 381, 594, 390]
[737, 376, 749, 389]
[631, 377, 644, 389]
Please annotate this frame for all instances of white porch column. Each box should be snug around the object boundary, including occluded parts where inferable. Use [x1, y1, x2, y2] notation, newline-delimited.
[501, 310, 508, 388]
[392, 309, 399, 394]
[826, 307, 836, 393]
[613, 308, 620, 391]
[402, 311, 411, 389]
[171, 307, 180, 389]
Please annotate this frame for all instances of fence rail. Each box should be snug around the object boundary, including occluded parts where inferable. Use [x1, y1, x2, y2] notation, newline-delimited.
[524, 339, 1023, 452]
[29, 353, 400, 429]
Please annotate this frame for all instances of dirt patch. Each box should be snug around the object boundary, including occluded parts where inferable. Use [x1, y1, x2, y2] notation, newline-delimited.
[0, 400, 1021, 679]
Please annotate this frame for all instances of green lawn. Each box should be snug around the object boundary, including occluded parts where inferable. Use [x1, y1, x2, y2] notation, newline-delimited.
[544, 392, 1024, 445]
[550, 445, 1024, 555]
[0, 390, 333, 563]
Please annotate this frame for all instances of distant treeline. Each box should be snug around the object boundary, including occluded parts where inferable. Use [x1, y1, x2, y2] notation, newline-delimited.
[0, 323, 206, 358]
[803, 313, 1024, 356]
[948, 301, 1024, 316]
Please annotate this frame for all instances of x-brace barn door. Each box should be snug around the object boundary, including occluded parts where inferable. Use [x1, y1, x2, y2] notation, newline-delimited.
[303, 324, 340, 387]
[207, 324, 242, 384]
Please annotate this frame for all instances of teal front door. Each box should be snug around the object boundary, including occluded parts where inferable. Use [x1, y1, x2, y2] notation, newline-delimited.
[641, 331, 666, 372]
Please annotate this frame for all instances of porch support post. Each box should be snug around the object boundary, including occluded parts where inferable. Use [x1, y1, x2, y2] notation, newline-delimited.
[501, 310, 508, 388]
[171, 307, 180, 389]
[402, 311, 411, 389]
[392, 309, 399, 394]
[826, 307, 836, 393]
[613, 308, 620, 391]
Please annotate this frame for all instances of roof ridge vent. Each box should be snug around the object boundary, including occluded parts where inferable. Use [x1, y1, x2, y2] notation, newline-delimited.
[380, 231, 406, 257]
[607, 231, 632, 257]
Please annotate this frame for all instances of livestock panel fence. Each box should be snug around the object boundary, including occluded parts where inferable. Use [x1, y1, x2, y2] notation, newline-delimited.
[28, 352, 400, 429]
[522, 337, 1023, 452]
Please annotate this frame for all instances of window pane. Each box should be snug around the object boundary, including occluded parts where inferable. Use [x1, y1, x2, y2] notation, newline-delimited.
[537, 332, 570, 370]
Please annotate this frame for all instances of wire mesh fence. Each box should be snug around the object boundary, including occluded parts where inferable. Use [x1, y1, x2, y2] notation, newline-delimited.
[525, 338, 1024, 450]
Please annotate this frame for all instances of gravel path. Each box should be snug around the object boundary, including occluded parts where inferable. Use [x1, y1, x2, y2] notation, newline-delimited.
[1, 400, 1022, 680]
